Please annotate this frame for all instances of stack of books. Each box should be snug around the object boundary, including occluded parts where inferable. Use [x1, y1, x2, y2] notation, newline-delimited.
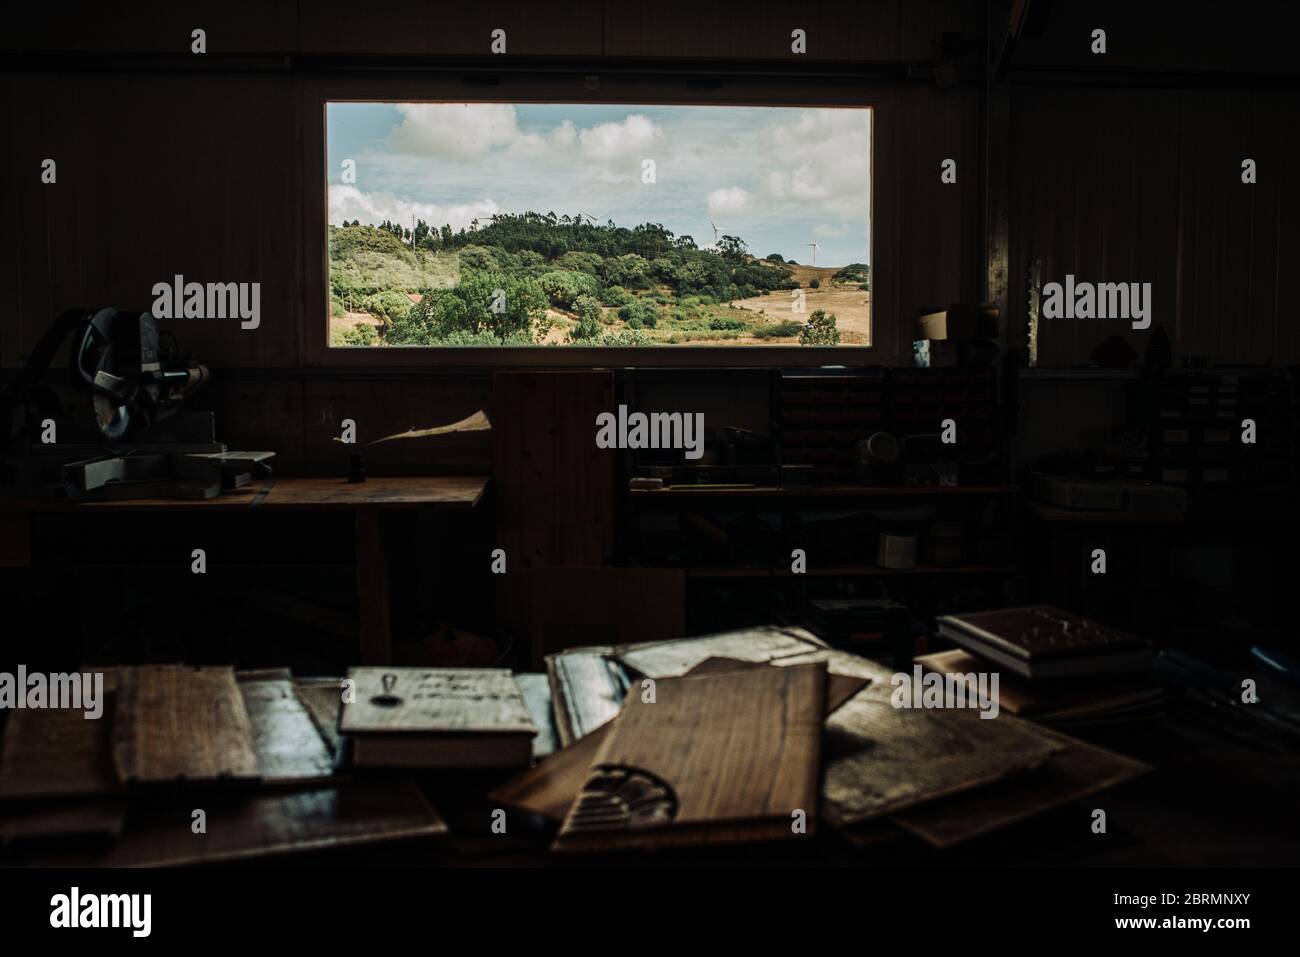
[924, 605, 1162, 726]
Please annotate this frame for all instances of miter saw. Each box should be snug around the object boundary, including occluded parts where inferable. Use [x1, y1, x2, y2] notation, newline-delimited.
[0, 307, 274, 500]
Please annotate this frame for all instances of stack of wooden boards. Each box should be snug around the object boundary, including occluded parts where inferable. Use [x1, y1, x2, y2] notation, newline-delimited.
[490, 625, 1151, 850]
[0, 665, 446, 864]
[924, 605, 1164, 727]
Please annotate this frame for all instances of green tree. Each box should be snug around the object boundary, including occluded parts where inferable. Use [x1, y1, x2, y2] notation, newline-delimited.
[799, 309, 840, 345]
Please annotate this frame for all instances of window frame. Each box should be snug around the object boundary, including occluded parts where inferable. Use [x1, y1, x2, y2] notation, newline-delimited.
[302, 71, 894, 368]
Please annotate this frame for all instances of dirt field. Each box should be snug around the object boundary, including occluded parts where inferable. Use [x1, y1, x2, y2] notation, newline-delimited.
[732, 268, 872, 346]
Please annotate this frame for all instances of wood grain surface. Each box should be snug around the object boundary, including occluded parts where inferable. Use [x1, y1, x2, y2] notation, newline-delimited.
[113, 666, 259, 784]
[554, 661, 826, 851]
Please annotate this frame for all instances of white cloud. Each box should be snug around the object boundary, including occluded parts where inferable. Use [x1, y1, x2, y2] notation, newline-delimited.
[707, 186, 751, 218]
[577, 114, 662, 161]
[388, 104, 522, 160]
[328, 184, 501, 232]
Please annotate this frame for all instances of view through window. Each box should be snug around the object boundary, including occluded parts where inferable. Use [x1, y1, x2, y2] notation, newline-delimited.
[326, 102, 871, 348]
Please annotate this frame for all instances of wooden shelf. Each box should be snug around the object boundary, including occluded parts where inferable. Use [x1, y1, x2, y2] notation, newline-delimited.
[630, 483, 1017, 499]
[684, 563, 1016, 579]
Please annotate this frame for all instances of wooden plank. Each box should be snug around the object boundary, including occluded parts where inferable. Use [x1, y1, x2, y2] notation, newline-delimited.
[113, 666, 259, 784]
[0, 800, 125, 843]
[893, 725, 1150, 848]
[0, 678, 118, 799]
[15, 781, 446, 867]
[491, 657, 867, 823]
[236, 674, 338, 784]
[1, 477, 490, 513]
[820, 671, 1065, 826]
[294, 678, 347, 759]
[553, 661, 827, 851]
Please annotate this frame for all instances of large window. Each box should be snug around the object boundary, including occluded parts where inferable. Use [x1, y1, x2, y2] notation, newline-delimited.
[325, 102, 871, 350]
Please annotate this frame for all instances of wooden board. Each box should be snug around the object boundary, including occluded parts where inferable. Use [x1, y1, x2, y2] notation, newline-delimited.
[0, 685, 119, 799]
[113, 666, 259, 785]
[892, 727, 1151, 848]
[553, 661, 826, 852]
[294, 678, 346, 759]
[237, 675, 338, 784]
[2, 476, 489, 513]
[491, 657, 868, 823]
[617, 626, 827, 679]
[13, 781, 446, 867]
[0, 800, 126, 843]
[820, 681, 1065, 827]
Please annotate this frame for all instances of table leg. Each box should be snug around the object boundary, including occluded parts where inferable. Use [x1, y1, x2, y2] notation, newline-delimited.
[355, 509, 392, 664]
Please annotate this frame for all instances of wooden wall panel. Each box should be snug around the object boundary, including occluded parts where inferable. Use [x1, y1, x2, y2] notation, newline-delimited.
[897, 83, 982, 343]
[603, 0, 901, 60]
[1009, 84, 1298, 368]
[301, 0, 604, 56]
[3, 1, 299, 54]
[8, 75, 302, 369]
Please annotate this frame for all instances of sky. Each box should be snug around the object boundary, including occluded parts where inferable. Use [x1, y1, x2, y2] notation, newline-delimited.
[326, 102, 871, 268]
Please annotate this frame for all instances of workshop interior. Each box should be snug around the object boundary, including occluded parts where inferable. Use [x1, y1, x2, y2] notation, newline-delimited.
[1, 0, 1298, 904]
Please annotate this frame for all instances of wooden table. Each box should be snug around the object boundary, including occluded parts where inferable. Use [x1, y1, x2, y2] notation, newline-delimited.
[0, 476, 490, 664]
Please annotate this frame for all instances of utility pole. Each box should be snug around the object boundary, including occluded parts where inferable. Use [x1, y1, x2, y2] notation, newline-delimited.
[807, 242, 819, 267]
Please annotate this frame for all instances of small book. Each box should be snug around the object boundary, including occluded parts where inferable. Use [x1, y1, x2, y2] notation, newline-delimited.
[340, 668, 537, 768]
[935, 605, 1153, 680]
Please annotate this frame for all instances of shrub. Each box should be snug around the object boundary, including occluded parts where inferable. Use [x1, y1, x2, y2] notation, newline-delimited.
[799, 309, 840, 345]
[338, 322, 377, 346]
[539, 270, 601, 309]
[753, 320, 803, 339]
[569, 294, 604, 341]
[388, 272, 548, 344]
[600, 285, 633, 307]
[361, 290, 412, 323]
[617, 299, 659, 329]
[809, 278, 821, 289]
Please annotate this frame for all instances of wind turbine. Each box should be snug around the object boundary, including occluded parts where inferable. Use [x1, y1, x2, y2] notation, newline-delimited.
[807, 242, 819, 267]
[710, 220, 727, 246]
[579, 211, 599, 225]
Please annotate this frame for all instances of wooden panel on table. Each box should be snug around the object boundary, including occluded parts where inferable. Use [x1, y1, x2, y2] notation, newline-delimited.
[554, 661, 826, 851]
[113, 666, 259, 784]
[17, 781, 446, 866]
[893, 726, 1150, 848]
[820, 669, 1065, 826]
[491, 656, 867, 823]
[236, 674, 338, 784]
[0, 679, 118, 799]
[265, 475, 488, 508]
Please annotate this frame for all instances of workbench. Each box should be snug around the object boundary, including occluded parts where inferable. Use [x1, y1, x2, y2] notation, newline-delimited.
[0, 476, 490, 664]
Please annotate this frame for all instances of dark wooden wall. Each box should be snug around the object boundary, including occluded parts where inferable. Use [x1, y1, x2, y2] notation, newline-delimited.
[1002, 0, 1300, 368]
